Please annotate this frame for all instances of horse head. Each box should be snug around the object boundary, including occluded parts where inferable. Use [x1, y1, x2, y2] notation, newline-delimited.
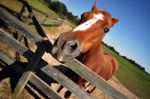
[52, 3, 119, 62]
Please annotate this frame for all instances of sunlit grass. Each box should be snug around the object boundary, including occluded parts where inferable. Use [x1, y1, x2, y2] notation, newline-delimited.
[102, 44, 150, 99]
[28, 0, 59, 18]
[0, 0, 23, 12]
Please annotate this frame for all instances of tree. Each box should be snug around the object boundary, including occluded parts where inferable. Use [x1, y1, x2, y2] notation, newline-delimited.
[47, 1, 78, 24]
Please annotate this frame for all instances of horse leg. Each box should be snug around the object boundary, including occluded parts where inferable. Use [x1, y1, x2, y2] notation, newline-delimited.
[57, 85, 64, 93]
[56, 85, 72, 98]
[77, 78, 86, 86]
[64, 91, 72, 98]
[87, 86, 96, 94]
[84, 82, 91, 91]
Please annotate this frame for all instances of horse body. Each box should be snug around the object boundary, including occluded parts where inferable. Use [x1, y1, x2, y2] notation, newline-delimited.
[52, 3, 119, 89]
[82, 45, 118, 80]
[76, 42, 118, 86]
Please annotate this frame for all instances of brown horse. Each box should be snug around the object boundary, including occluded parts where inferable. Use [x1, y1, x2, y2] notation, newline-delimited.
[52, 3, 119, 94]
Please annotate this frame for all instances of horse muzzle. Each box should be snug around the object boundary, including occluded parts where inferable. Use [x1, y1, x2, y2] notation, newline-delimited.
[52, 39, 80, 62]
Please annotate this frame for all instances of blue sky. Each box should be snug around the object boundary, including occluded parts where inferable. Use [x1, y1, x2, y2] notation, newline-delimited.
[60, 0, 150, 73]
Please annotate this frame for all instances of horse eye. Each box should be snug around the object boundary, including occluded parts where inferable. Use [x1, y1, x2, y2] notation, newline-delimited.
[81, 14, 84, 18]
[104, 28, 110, 33]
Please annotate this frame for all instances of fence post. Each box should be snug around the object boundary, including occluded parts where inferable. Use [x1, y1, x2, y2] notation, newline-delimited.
[14, 40, 49, 96]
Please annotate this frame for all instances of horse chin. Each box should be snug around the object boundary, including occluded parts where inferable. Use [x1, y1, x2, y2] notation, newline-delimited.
[52, 47, 73, 63]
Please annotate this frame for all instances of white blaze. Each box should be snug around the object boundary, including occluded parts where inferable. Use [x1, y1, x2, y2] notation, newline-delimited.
[73, 13, 104, 32]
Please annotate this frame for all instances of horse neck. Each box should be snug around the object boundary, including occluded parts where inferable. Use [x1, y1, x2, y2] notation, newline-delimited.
[89, 41, 104, 56]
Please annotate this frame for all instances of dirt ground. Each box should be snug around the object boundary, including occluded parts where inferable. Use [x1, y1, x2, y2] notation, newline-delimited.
[0, 23, 139, 99]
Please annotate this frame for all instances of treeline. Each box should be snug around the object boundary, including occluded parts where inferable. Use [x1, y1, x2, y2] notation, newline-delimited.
[102, 42, 147, 73]
[42, 0, 79, 24]
[121, 55, 146, 72]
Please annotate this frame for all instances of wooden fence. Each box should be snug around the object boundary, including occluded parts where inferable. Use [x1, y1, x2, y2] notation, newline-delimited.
[0, 0, 128, 99]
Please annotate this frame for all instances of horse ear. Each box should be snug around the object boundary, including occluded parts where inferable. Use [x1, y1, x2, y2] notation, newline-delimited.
[112, 18, 119, 25]
[92, 2, 98, 11]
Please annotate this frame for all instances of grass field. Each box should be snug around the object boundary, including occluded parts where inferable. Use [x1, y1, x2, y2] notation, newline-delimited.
[103, 45, 150, 99]
[0, 0, 150, 99]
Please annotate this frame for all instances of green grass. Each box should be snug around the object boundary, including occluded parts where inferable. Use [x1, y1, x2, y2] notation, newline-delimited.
[28, 0, 59, 18]
[0, 0, 59, 18]
[102, 44, 150, 99]
[27, 0, 76, 27]
[0, 0, 23, 12]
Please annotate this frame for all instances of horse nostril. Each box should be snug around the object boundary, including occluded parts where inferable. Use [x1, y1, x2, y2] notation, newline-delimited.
[52, 39, 80, 62]
[70, 41, 78, 49]
[65, 40, 79, 50]
[63, 40, 80, 57]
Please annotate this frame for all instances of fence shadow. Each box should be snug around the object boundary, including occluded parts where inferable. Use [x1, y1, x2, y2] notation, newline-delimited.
[0, 60, 41, 98]
[0, 59, 80, 98]
[0, 60, 20, 91]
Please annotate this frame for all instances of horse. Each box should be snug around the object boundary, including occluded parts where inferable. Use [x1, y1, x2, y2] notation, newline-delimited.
[52, 3, 119, 97]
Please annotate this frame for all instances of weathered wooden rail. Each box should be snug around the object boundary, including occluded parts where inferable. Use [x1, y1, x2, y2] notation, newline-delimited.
[0, 0, 128, 99]
[0, 3, 92, 99]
